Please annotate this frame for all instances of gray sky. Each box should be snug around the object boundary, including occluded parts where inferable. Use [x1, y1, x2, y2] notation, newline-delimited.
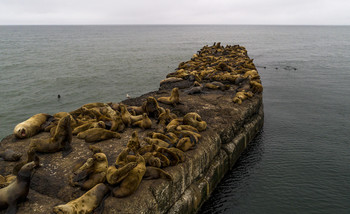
[0, 0, 349, 25]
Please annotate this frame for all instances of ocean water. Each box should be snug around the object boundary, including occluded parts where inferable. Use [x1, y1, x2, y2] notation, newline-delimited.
[1, 25, 350, 213]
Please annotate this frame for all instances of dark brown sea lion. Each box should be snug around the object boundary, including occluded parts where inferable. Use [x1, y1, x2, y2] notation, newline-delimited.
[0, 162, 36, 214]
[29, 115, 72, 156]
[12, 147, 39, 175]
[13, 113, 50, 139]
[53, 183, 109, 214]
[0, 149, 22, 162]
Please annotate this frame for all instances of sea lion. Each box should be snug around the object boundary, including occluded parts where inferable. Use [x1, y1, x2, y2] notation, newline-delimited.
[0, 162, 36, 214]
[127, 131, 141, 153]
[120, 104, 143, 127]
[141, 153, 162, 168]
[112, 154, 146, 197]
[13, 113, 50, 138]
[165, 118, 183, 132]
[232, 91, 254, 104]
[106, 162, 138, 185]
[143, 97, 164, 118]
[143, 167, 172, 180]
[157, 88, 180, 106]
[29, 115, 72, 156]
[132, 113, 152, 130]
[242, 70, 259, 79]
[77, 128, 121, 143]
[168, 147, 186, 163]
[53, 183, 109, 214]
[183, 112, 207, 131]
[144, 137, 170, 148]
[176, 137, 196, 152]
[71, 153, 108, 190]
[72, 121, 105, 135]
[250, 80, 263, 93]
[12, 147, 39, 175]
[176, 125, 199, 133]
[0, 149, 22, 162]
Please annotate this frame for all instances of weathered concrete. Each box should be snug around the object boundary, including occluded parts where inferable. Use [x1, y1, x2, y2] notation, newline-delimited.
[0, 44, 263, 214]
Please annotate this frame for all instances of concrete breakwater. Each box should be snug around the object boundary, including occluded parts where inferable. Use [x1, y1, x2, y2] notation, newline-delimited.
[0, 43, 263, 213]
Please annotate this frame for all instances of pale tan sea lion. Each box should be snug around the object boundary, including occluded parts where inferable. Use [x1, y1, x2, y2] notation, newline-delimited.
[13, 113, 50, 138]
[53, 183, 109, 214]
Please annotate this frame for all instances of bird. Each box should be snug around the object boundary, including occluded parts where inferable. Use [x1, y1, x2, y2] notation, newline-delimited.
[126, 94, 131, 99]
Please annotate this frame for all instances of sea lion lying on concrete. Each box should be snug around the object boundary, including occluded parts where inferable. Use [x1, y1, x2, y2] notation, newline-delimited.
[29, 115, 72, 156]
[143, 166, 172, 180]
[183, 112, 207, 131]
[132, 113, 152, 130]
[13, 113, 50, 139]
[112, 154, 146, 197]
[0, 149, 22, 162]
[232, 91, 254, 104]
[0, 162, 36, 214]
[70, 153, 108, 190]
[53, 183, 109, 214]
[77, 128, 121, 143]
[157, 88, 180, 106]
[72, 121, 105, 135]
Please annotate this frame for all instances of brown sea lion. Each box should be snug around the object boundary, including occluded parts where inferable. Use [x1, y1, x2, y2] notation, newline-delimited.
[13, 113, 50, 138]
[71, 153, 108, 190]
[168, 147, 186, 163]
[126, 131, 141, 153]
[106, 162, 138, 185]
[0, 175, 16, 188]
[183, 112, 207, 131]
[29, 115, 72, 156]
[165, 118, 183, 132]
[77, 128, 121, 143]
[144, 137, 170, 148]
[112, 154, 146, 197]
[12, 147, 39, 175]
[143, 167, 172, 180]
[157, 88, 180, 106]
[232, 91, 254, 104]
[250, 80, 263, 93]
[176, 137, 195, 152]
[120, 104, 143, 127]
[0, 149, 22, 162]
[53, 183, 109, 214]
[72, 121, 105, 135]
[132, 113, 152, 130]
[0, 162, 36, 214]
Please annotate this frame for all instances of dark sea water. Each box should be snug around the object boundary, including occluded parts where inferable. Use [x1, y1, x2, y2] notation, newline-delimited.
[1, 25, 350, 213]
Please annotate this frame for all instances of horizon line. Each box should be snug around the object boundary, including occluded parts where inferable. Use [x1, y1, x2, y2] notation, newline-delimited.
[1, 24, 350, 27]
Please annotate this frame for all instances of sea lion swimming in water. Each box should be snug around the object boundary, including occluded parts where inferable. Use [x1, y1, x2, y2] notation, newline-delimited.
[0, 162, 36, 214]
[13, 113, 51, 139]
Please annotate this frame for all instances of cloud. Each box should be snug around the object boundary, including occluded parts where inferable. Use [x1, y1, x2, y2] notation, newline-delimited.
[0, 0, 349, 25]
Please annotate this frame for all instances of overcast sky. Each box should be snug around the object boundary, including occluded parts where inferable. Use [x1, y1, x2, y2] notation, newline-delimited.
[0, 0, 349, 25]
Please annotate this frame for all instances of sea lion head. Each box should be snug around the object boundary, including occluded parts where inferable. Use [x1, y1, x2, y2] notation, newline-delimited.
[53, 205, 74, 214]
[18, 161, 36, 179]
[93, 153, 107, 162]
[16, 127, 27, 138]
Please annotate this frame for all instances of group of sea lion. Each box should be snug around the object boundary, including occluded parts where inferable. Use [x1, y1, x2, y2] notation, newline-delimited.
[2, 85, 206, 213]
[1, 43, 258, 213]
[163, 42, 263, 104]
